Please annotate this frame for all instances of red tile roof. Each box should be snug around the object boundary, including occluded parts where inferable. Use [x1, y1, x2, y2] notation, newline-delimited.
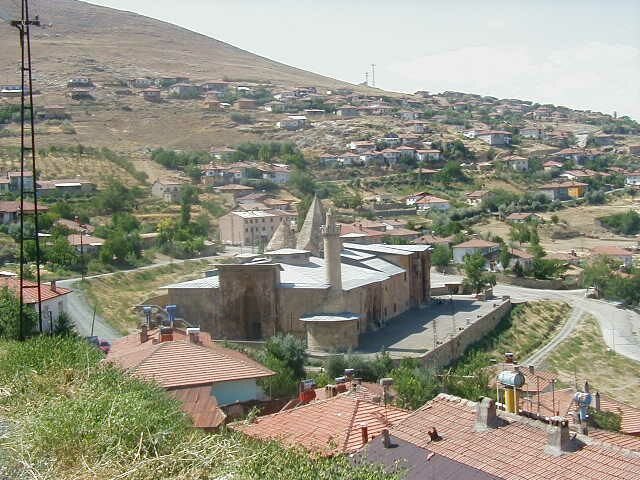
[454, 239, 499, 249]
[233, 394, 410, 455]
[390, 394, 640, 480]
[0, 277, 71, 304]
[167, 385, 226, 429]
[591, 245, 633, 257]
[0, 200, 48, 214]
[106, 328, 274, 389]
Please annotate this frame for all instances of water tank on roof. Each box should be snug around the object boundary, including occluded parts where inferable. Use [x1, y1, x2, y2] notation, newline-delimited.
[335, 376, 347, 384]
[497, 370, 525, 388]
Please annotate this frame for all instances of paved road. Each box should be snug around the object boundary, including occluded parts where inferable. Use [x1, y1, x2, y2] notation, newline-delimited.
[524, 305, 584, 367]
[431, 272, 640, 363]
[58, 249, 243, 341]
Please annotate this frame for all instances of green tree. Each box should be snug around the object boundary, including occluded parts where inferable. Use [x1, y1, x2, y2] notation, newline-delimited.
[583, 256, 616, 297]
[0, 287, 38, 339]
[431, 244, 452, 272]
[47, 237, 79, 270]
[257, 334, 307, 397]
[463, 251, 495, 293]
[500, 247, 511, 270]
[180, 185, 198, 227]
[391, 359, 440, 409]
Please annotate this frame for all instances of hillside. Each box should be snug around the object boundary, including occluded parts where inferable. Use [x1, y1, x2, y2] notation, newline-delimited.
[0, 0, 358, 91]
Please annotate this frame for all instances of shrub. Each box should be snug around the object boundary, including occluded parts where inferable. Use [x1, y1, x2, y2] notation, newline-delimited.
[599, 210, 640, 235]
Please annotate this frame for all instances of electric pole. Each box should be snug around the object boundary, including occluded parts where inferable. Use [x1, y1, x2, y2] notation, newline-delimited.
[9, 1, 44, 337]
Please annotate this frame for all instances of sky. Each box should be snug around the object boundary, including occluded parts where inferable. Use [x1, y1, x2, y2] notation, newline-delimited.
[88, 0, 640, 119]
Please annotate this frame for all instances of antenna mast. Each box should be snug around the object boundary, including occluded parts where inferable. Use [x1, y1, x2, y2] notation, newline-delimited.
[371, 63, 376, 88]
[364, 71, 368, 86]
[11, 0, 43, 338]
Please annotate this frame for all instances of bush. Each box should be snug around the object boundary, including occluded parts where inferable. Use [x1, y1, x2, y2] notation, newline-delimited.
[599, 210, 640, 235]
[589, 407, 622, 431]
[230, 112, 254, 124]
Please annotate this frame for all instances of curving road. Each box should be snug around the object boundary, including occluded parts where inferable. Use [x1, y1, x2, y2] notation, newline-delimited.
[57, 250, 244, 341]
[431, 272, 640, 363]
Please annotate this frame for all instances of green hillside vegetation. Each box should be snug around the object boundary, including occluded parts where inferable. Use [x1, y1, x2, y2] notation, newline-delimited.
[0, 336, 396, 479]
[599, 210, 640, 235]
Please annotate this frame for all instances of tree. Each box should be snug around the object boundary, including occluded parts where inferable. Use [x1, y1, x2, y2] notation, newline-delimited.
[499, 247, 511, 270]
[257, 334, 307, 397]
[180, 185, 198, 227]
[431, 244, 451, 272]
[0, 287, 38, 339]
[463, 251, 491, 294]
[583, 256, 617, 297]
[47, 237, 79, 270]
[391, 359, 440, 410]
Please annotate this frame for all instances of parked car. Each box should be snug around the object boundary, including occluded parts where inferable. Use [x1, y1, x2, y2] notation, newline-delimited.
[98, 340, 111, 354]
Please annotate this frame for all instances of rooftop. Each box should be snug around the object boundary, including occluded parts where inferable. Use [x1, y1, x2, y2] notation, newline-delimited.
[390, 394, 640, 480]
[232, 394, 410, 455]
[106, 328, 274, 389]
[453, 239, 499, 249]
[0, 278, 71, 304]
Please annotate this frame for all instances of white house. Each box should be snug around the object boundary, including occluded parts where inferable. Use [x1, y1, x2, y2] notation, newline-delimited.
[476, 130, 512, 146]
[336, 105, 360, 118]
[499, 156, 529, 172]
[349, 140, 376, 153]
[416, 149, 441, 162]
[625, 171, 640, 186]
[277, 115, 306, 131]
[415, 195, 450, 211]
[0, 277, 71, 331]
[337, 152, 361, 166]
[520, 126, 543, 139]
[260, 164, 291, 185]
[380, 149, 401, 166]
[452, 239, 500, 265]
[465, 190, 490, 207]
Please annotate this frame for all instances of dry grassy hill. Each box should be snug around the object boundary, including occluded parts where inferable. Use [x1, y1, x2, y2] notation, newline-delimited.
[0, 0, 358, 90]
[0, 0, 382, 153]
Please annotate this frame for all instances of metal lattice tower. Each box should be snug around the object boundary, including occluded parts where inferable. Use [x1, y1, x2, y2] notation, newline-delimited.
[9, 0, 44, 338]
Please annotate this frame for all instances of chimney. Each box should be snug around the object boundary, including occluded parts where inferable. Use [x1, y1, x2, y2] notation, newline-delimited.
[528, 365, 535, 376]
[545, 417, 572, 456]
[595, 391, 601, 411]
[360, 423, 369, 445]
[186, 327, 200, 344]
[50, 279, 57, 292]
[321, 209, 342, 290]
[474, 397, 499, 431]
[427, 427, 441, 442]
[159, 326, 173, 342]
[382, 428, 391, 448]
[139, 324, 148, 343]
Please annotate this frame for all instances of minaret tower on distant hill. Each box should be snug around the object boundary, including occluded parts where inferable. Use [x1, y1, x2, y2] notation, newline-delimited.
[321, 209, 342, 290]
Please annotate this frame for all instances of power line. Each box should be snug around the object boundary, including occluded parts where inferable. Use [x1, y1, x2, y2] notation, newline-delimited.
[11, 0, 44, 338]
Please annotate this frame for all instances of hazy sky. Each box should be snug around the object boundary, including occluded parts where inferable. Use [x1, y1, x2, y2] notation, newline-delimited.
[88, 0, 640, 119]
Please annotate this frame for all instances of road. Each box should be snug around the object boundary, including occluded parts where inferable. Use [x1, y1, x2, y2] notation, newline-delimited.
[58, 248, 244, 341]
[431, 272, 640, 363]
[60, 257, 640, 363]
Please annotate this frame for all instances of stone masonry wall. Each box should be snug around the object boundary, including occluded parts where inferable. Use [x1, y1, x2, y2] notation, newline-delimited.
[417, 299, 512, 370]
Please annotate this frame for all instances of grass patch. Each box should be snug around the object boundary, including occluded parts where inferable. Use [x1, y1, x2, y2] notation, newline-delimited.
[0, 336, 395, 479]
[462, 301, 571, 364]
[443, 301, 571, 399]
[79, 260, 212, 333]
[545, 315, 640, 407]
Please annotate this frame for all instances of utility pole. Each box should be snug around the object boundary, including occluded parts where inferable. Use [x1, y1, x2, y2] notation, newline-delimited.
[364, 71, 368, 86]
[10, 1, 43, 337]
[371, 64, 376, 88]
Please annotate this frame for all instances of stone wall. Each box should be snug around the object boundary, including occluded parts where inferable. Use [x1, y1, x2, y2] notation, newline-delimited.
[416, 299, 512, 370]
[306, 320, 359, 352]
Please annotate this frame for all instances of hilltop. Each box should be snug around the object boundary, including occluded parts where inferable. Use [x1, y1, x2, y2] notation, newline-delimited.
[0, 0, 359, 90]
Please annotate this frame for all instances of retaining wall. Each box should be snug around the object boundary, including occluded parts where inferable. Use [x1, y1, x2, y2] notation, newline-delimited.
[417, 299, 512, 370]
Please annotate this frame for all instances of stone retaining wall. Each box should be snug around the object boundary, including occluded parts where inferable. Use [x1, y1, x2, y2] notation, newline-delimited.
[416, 299, 512, 370]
